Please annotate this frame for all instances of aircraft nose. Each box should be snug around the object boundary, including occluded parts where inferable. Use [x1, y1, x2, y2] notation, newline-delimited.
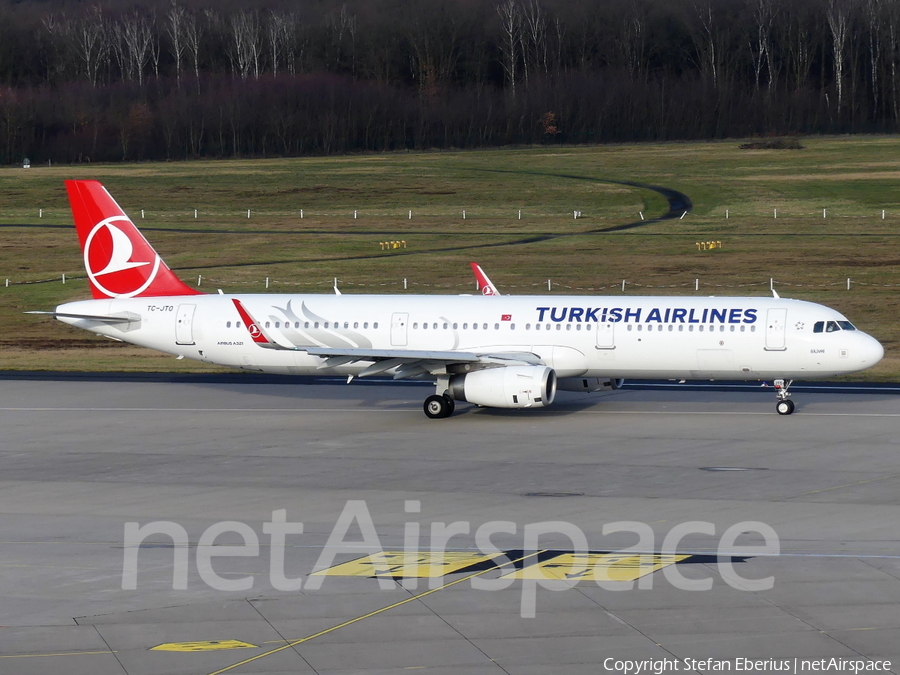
[859, 334, 884, 367]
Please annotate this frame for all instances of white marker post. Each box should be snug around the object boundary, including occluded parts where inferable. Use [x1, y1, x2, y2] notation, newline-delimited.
[774, 209, 777, 219]
[847, 278, 851, 290]
[726, 209, 729, 219]
[547, 279, 551, 290]
[198, 275, 202, 286]
[354, 210, 357, 219]
[622, 280, 626, 292]
[883, 210, 886, 219]
[300, 209, 303, 219]
[62, 273, 65, 284]
[695, 278, 699, 291]
[194, 209, 198, 219]
[141, 209, 145, 219]
[639, 211, 644, 221]
[680, 211, 686, 220]
[823, 209, 826, 218]
[518, 210, 521, 220]
[408, 210, 412, 220]
[265, 277, 269, 289]
[463, 210, 466, 220]
[247, 209, 251, 219]
[39, 209, 42, 218]
[404, 278, 408, 290]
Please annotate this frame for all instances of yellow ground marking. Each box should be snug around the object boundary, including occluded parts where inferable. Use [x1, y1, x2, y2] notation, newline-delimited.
[310, 551, 497, 578]
[502, 553, 690, 582]
[787, 472, 900, 499]
[206, 550, 545, 675]
[152, 640, 258, 652]
[0, 650, 117, 659]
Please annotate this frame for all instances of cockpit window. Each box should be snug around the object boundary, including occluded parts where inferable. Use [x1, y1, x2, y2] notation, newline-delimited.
[838, 321, 856, 331]
[826, 321, 840, 332]
[813, 321, 824, 333]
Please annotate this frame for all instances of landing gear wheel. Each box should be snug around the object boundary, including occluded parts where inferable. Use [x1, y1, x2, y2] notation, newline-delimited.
[443, 395, 456, 416]
[424, 394, 452, 419]
[776, 399, 795, 415]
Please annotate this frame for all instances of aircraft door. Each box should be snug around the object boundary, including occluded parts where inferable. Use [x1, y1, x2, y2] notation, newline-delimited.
[175, 304, 196, 345]
[595, 322, 615, 349]
[391, 312, 409, 346]
[765, 308, 787, 351]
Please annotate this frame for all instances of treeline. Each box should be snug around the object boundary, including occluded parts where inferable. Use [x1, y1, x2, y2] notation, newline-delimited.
[0, 0, 897, 163]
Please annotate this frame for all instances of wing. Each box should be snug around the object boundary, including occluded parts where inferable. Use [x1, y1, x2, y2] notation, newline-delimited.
[232, 299, 541, 379]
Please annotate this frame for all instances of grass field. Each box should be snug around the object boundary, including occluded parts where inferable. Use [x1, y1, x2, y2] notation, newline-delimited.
[2, 136, 898, 379]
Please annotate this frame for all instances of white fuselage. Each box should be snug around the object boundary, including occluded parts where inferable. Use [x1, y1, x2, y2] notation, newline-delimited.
[56, 293, 884, 381]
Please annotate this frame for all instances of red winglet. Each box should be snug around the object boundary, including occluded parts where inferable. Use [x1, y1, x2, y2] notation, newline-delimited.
[65, 180, 202, 299]
[470, 262, 500, 296]
[232, 299, 272, 344]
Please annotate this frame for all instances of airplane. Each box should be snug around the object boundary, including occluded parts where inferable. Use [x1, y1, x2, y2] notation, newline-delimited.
[31, 180, 884, 419]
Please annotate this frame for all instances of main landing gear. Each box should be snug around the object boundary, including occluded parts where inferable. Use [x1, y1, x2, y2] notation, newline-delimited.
[424, 394, 455, 419]
[774, 379, 795, 415]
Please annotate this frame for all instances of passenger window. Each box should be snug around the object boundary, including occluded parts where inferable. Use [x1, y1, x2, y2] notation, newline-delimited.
[526, 323, 531, 330]
[813, 321, 824, 333]
[483, 323, 488, 330]
[324, 322, 330, 329]
[314, 322, 319, 328]
[556, 324, 562, 330]
[826, 321, 840, 332]
[443, 323, 448, 329]
[668, 325, 673, 332]
[678, 325, 683, 332]
[511, 323, 516, 330]
[627, 325, 633, 331]
[698, 325, 703, 332]
[453, 323, 458, 329]
[373, 322, 378, 329]
[413, 322, 418, 329]
[237, 321, 242, 328]
[354, 322, 358, 329]
[275, 322, 280, 328]
[576, 324, 581, 331]
[295, 322, 300, 328]
[586, 324, 592, 331]
[689, 325, 694, 332]
[495, 323, 500, 330]
[344, 322, 349, 329]
[637, 325, 643, 332]
[472, 323, 477, 330]
[363, 322, 368, 329]
[304, 322, 310, 328]
[740, 325, 745, 332]
[730, 325, 735, 332]
[423, 323, 428, 330]
[226, 321, 232, 327]
[464, 323, 469, 329]
[265, 321, 271, 328]
[535, 324, 540, 330]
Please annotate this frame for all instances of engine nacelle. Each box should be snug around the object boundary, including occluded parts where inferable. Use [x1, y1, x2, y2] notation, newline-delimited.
[449, 366, 557, 409]
[557, 377, 625, 392]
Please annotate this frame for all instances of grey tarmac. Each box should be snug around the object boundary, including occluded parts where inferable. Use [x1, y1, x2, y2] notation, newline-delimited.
[0, 378, 898, 675]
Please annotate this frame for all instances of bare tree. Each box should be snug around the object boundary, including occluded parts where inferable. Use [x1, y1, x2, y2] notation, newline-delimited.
[522, 0, 549, 83]
[65, 6, 109, 86]
[228, 10, 262, 79]
[266, 11, 295, 76]
[184, 11, 202, 92]
[618, 0, 647, 82]
[864, 0, 883, 115]
[827, 0, 852, 108]
[497, 0, 522, 94]
[749, 0, 777, 90]
[166, 1, 187, 85]
[115, 12, 154, 86]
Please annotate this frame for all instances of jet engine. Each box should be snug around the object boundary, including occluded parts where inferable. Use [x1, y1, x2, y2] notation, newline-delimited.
[449, 365, 557, 409]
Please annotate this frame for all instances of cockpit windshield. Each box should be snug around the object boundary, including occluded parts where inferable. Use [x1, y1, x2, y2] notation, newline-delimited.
[813, 320, 856, 333]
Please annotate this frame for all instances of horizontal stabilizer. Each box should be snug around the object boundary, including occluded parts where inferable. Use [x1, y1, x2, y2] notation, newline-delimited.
[26, 310, 140, 324]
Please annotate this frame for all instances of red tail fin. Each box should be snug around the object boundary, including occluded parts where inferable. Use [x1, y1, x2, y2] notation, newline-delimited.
[470, 262, 501, 296]
[65, 180, 202, 299]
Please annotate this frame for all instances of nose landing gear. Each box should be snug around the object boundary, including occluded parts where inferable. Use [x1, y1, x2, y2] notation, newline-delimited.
[774, 379, 795, 415]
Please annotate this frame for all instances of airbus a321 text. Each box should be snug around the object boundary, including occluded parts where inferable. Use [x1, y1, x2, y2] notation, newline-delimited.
[32, 180, 884, 418]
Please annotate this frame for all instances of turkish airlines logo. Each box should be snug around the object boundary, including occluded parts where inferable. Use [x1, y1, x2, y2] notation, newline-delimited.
[248, 323, 262, 339]
[481, 286, 495, 296]
[84, 217, 160, 298]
